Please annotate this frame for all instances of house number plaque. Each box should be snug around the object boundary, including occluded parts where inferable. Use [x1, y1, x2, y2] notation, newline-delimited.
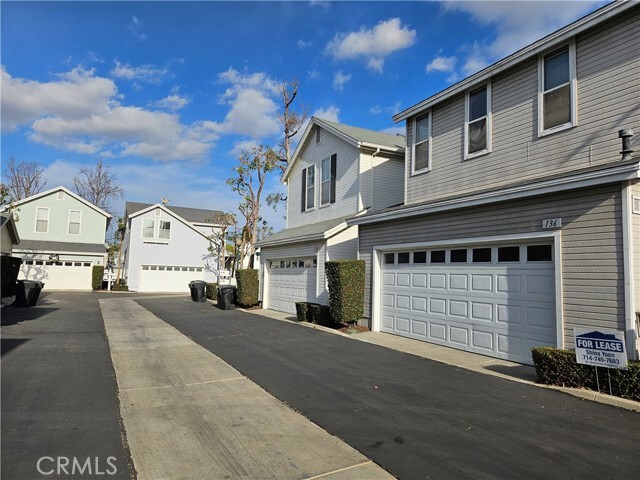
[542, 218, 562, 229]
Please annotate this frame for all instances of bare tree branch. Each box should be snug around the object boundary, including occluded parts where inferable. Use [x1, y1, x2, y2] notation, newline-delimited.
[2, 156, 47, 200]
[73, 159, 124, 214]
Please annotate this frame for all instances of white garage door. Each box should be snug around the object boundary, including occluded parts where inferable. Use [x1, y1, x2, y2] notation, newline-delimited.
[267, 258, 317, 314]
[139, 265, 204, 293]
[19, 260, 93, 290]
[379, 243, 556, 364]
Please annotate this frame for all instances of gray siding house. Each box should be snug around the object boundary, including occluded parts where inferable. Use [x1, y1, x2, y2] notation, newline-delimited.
[348, 1, 640, 364]
[257, 117, 405, 314]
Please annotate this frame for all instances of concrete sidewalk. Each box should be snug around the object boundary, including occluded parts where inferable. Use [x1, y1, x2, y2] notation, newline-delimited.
[249, 307, 640, 413]
[100, 298, 393, 480]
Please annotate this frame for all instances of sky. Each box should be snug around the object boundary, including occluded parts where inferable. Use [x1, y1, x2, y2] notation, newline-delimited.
[1, 0, 608, 234]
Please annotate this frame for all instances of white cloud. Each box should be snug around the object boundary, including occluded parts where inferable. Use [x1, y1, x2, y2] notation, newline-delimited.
[128, 16, 148, 41]
[312, 105, 340, 123]
[326, 18, 416, 73]
[309, 1, 331, 8]
[1, 66, 217, 162]
[442, 1, 602, 76]
[154, 87, 191, 111]
[307, 69, 320, 80]
[297, 39, 312, 49]
[332, 70, 351, 91]
[111, 60, 169, 84]
[426, 55, 457, 73]
[369, 101, 401, 116]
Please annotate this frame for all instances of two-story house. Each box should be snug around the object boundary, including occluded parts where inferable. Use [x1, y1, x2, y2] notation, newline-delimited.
[348, 1, 640, 365]
[121, 202, 222, 292]
[257, 117, 405, 314]
[7, 186, 111, 290]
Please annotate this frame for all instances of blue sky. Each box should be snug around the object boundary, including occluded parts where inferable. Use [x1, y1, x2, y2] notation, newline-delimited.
[1, 0, 607, 232]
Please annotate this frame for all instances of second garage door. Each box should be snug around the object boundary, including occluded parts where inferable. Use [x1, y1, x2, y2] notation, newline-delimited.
[379, 243, 557, 364]
[139, 265, 204, 293]
[267, 258, 317, 314]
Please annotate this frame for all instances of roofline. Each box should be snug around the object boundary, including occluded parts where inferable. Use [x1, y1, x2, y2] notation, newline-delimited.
[9, 186, 112, 218]
[282, 117, 405, 183]
[348, 161, 640, 226]
[1, 214, 20, 244]
[393, 0, 634, 123]
[256, 221, 349, 248]
[127, 203, 215, 240]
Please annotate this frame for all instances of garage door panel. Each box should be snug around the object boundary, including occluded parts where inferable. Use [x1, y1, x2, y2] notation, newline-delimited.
[429, 323, 447, 341]
[429, 298, 447, 315]
[496, 304, 523, 324]
[471, 275, 493, 292]
[411, 320, 427, 337]
[140, 265, 202, 292]
[449, 326, 469, 346]
[497, 275, 522, 293]
[267, 258, 317, 314]
[411, 296, 427, 312]
[472, 330, 494, 351]
[471, 302, 493, 321]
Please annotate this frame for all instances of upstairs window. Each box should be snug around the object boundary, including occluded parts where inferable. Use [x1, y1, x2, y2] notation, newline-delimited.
[35, 207, 49, 233]
[302, 165, 315, 211]
[142, 219, 155, 239]
[68, 210, 81, 235]
[465, 83, 491, 158]
[320, 154, 337, 206]
[412, 112, 431, 174]
[539, 43, 576, 135]
[159, 221, 171, 239]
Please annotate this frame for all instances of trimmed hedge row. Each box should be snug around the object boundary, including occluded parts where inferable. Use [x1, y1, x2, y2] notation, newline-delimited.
[532, 347, 640, 401]
[294, 302, 332, 326]
[92, 265, 104, 290]
[1, 256, 22, 297]
[236, 269, 259, 307]
[325, 260, 365, 325]
[206, 283, 218, 300]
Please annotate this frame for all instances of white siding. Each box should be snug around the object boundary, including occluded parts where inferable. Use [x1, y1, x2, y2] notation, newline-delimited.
[373, 155, 404, 211]
[1, 226, 13, 255]
[326, 226, 358, 261]
[405, 9, 640, 205]
[286, 129, 360, 229]
[359, 185, 624, 348]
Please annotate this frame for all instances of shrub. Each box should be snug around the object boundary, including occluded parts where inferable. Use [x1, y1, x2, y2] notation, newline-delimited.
[111, 279, 129, 292]
[1, 256, 22, 297]
[532, 347, 640, 401]
[206, 283, 218, 300]
[236, 269, 259, 307]
[295, 302, 310, 322]
[325, 260, 365, 325]
[92, 265, 105, 290]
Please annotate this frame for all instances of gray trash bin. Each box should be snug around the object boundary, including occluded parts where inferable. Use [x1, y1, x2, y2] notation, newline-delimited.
[14, 280, 45, 307]
[217, 285, 236, 310]
[188, 280, 207, 302]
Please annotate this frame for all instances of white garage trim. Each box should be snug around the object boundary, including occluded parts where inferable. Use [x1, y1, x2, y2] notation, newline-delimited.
[263, 257, 318, 313]
[371, 231, 563, 354]
[138, 264, 204, 293]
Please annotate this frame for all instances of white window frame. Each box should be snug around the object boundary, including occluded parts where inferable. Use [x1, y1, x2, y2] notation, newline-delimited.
[320, 157, 331, 206]
[67, 209, 82, 235]
[305, 165, 315, 211]
[158, 220, 171, 240]
[142, 219, 156, 239]
[538, 40, 577, 137]
[411, 111, 432, 175]
[464, 82, 492, 160]
[633, 196, 640, 215]
[35, 207, 50, 233]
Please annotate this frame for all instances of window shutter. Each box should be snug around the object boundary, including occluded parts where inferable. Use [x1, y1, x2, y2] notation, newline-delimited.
[330, 154, 337, 204]
[301, 169, 306, 212]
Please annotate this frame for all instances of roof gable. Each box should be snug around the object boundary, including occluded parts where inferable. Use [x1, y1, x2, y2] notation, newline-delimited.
[282, 117, 406, 183]
[126, 203, 215, 240]
[9, 186, 112, 218]
[125, 202, 222, 224]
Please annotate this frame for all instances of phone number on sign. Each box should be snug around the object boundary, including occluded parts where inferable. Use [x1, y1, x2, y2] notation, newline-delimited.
[581, 355, 621, 365]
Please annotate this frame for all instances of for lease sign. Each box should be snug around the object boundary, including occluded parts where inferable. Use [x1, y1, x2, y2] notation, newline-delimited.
[574, 328, 628, 369]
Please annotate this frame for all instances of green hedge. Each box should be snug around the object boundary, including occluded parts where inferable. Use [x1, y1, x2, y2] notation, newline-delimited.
[295, 302, 311, 322]
[325, 260, 365, 325]
[92, 265, 104, 290]
[532, 347, 640, 401]
[206, 283, 218, 300]
[1, 256, 22, 297]
[111, 279, 129, 292]
[236, 269, 259, 307]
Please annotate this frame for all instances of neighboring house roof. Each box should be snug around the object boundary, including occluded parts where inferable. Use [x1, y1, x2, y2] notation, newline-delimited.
[124, 202, 223, 224]
[282, 117, 406, 183]
[393, 0, 635, 122]
[256, 215, 351, 248]
[0, 213, 20, 245]
[7, 186, 112, 218]
[14, 239, 106, 254]
[348, 158, 640, 226]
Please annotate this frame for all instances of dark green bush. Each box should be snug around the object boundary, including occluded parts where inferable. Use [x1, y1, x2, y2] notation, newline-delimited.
[325, 260, 365, 325]
[1, 256, 22, 297]
[295, 302, 310, 322]
[236, 269, 259, 307]
[206, 283, 218, 300]
[532, 347, 640, 401]
[307, 303, 332, 325]
[92, 265, 104, 290]
[111, 279, 129, 292]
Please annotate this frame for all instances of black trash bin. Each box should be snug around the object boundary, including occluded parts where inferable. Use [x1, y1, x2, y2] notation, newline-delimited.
[188, 280, 207, 302]
[217, 285, 236, 310]
[14, 280, 45, 307]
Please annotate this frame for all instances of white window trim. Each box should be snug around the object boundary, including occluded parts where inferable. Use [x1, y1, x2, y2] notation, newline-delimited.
[35, 207, 50, 234]
[158, 220, 172, 240]
[538, 40, 577, 137]
[67, 209, 82, 235]
[304, 165, 316, 211]
[141, 218, 156, 239]
[320, 157, 331, 207]
[464, 82, 492, 160]
[411, 111, 432, 175]
[633, 196, 640, 215]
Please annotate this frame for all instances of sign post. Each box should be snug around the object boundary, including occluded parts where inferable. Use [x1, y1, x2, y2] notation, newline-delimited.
[574, 328, 628, 395]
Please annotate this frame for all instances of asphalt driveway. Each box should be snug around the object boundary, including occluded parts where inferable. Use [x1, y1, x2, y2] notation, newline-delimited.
[1, 292, 135, 480]
[137, 296, 640, 480]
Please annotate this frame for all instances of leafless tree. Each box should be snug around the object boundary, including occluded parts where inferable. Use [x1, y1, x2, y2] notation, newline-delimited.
[73, 160, 124, 213]
[2, 156, 47, 200]
[278, 80, 307, 170]
[207, 212, 236, 275]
